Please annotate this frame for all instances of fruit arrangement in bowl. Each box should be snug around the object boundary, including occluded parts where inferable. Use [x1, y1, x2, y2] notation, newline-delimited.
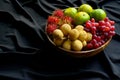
[45, 4, 116, 58]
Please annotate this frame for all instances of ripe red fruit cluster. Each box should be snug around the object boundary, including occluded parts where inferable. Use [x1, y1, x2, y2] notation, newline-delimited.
[46, 9, 73, 35]
[46, 10, 62, 34]
[47, 16, 59, 24]
[46, 24, 57, 34]
[46, 9, 116, 51]
[85, 17, 115, 49]
[53, 9, 64, 18]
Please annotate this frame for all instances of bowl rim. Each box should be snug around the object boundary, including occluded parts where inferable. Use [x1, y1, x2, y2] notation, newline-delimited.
[45, 29, 112, 54]
[45, 7, 112, 55]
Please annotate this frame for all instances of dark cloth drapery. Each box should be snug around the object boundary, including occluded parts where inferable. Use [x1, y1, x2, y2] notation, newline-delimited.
[0, 0, 120, 80]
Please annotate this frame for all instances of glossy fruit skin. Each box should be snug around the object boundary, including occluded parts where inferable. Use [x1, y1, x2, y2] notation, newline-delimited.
[60, 24, 71, 36]
[64, 7, 77, 18]
[74, 12, 90, 25]
[53, 38, 64, 46]
[78, 4, 93, 14]
[69, 29, 79, 41]
[52, 29, 64, 39]
[71, 40, 83, 51]
[90, 9, 106, 21]
[85, 17, 115, 50]
[62, 39, 71, 50]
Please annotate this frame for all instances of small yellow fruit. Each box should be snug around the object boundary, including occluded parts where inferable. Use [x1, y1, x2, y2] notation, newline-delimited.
[86, 32, 92, 42]
[69, 29, 79, 40]
[62, 39, 71, 50]
[53, 38, 64, 46]
[71, 40, 83, 51]
[75, 25, 84, 31]
[60, 24, 71, 36]
[82, 40, 87, 47]
[52, 29, 64, 39]
[78, 30, 87, 41]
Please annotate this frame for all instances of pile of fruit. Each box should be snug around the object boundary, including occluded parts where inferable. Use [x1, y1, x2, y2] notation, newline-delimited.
[46, 4, 115, 51]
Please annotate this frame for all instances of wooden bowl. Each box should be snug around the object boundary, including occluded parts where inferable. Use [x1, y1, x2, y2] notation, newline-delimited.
[45, 7, 114, 58]
[45, 28, 112, 58]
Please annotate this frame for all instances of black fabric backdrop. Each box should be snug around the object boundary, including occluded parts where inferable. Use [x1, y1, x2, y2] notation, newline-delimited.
[0, 0, 120, 80]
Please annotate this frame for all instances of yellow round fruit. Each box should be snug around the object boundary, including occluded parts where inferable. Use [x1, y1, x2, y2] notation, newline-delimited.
[78, 4, 93, 14]
[60, 24, 71, 36]
[78, 30, 87, 41]
[86, 32, 92, 42]
[75, 25, 84, 31]
[53, 38, 64, 46]
[82, 40, 87, 47]
[71, 40, 83, 51]
[69, 29, 80, 40]
[62, 39, 71, 50]
[52, 29, 64, 39]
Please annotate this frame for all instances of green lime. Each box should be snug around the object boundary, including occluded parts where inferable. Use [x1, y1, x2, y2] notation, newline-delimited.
[78, 4, 93, 14]
[64, 7, 77, 18]
[90, 9, 106, 21]
[74, 12, 90, 25]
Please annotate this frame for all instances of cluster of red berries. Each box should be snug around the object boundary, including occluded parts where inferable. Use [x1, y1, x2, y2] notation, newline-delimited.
[46, 9, 116, 50]
[46, 9, 73, 34]
[84, 17, 115, 49]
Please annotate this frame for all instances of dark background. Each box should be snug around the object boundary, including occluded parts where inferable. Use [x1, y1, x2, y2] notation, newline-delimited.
[0, 0, 120, 80]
